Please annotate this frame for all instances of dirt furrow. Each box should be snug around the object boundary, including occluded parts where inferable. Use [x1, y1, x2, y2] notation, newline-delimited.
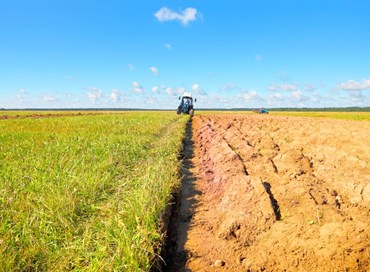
[167, 114, 370, 272]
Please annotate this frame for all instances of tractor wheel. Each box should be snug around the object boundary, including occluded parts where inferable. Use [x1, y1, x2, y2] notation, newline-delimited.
[189, 109, 194, 117]
[177, 107, 181, 115]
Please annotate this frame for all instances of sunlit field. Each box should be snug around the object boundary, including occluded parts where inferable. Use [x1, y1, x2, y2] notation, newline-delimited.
[0, 111, 188, 271]
[196, 110, 370, 121]
[271, 111, 370, 121]
[0, 110, 96, 116]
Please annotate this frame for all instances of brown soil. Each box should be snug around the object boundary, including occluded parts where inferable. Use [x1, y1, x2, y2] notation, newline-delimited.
[168, 114, 370, 272]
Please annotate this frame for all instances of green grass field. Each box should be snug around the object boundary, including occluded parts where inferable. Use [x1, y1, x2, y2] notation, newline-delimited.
[0, 112, 188, 271]
[0, 110, 94, 117]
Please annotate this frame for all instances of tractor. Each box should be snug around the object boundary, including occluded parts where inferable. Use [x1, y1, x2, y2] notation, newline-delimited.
[253, 108, 269, 114]
[177, 92, 196, 117]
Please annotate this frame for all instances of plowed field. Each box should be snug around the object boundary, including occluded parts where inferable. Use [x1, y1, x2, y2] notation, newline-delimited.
[171, 114, 370, 272]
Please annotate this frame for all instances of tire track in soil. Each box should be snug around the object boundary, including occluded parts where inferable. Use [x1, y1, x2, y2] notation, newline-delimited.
[164, 114, 370, 272]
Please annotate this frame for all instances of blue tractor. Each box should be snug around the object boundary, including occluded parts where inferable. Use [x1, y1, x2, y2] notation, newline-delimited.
[177, 92, 196, 117]
[253, 108, 269, 114]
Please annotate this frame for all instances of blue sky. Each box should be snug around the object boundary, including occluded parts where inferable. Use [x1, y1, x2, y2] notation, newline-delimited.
[1, 0, 369, 109]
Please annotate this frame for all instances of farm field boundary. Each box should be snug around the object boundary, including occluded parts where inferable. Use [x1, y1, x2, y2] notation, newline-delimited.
[2, 110, 369, 122]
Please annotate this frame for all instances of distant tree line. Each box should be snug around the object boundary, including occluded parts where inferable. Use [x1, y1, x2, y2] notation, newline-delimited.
[204, 107, 370, 112]
[265, 107, 370, 112]
[1, 107, 369, 112]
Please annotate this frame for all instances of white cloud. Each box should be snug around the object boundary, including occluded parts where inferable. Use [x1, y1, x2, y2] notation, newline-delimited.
[304, 83, 316, 92]
[177, 87, 186, 95]
[281, 84, 297, 92]
[131, 81, 145, 94]
[65, 93, 73, 98]
[192, 83, 199, 92]
[155, 7, 199, 26]
[338, 79, 370, 91]
[192, 83, 207, 95]
[267, 85, 278, 92]
[166, 87, 181, 97]
[152, 86, 160, 93]
[110, 89, 120, 103]
[164, 43, 172, 50]
[149, 66, 159, 75]
[144, 96, 159, 105]
[165, 87, 174, 96]
[15, 94, 24, 103]
[238, 90, 260, 101]
[165, 86, 185, 97]
[43, 95, 57, 102]
[267, 83, 298, 92]
[291, 90, 302, 100]
[15, 88, 28, 103]
[264, 81, 326, 107]
[256, 54, 262, 61]
[19, 88, 28, 94]
[87, 87, 103, 102]
[268, 93, 283, 100]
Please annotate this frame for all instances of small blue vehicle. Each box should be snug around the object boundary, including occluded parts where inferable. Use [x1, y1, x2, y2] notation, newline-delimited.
[177, 92, 196, 117]
[253, 108, 269, 114]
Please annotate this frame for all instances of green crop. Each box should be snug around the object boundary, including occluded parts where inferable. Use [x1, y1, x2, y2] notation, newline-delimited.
[0, 112, 188, 271]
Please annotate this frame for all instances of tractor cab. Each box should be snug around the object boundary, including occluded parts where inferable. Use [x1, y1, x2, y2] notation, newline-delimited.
[177, 92, 196, 116]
